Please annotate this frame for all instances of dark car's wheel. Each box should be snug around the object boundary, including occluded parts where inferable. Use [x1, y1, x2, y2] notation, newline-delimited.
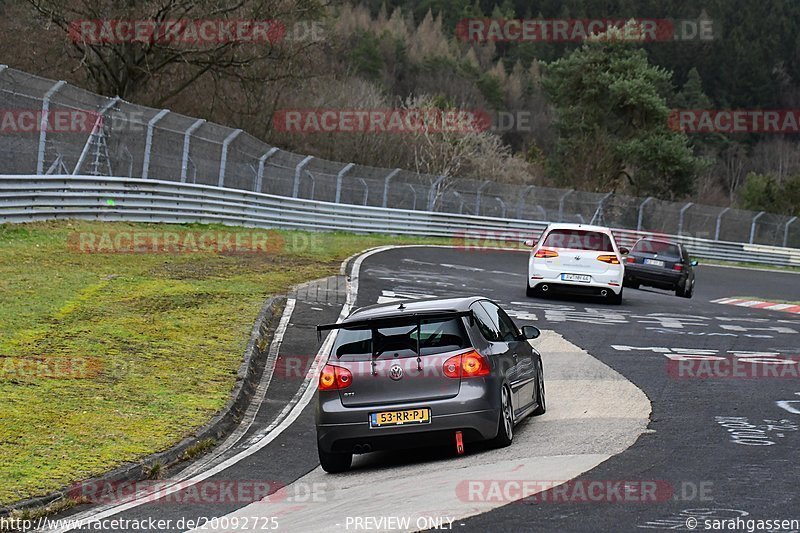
[679, 280, 694, 299]
[491, 386, 514, 447]
[623, 277, 639, 289]
[532, 359, 546, 416]
[318, 447, 352, 473]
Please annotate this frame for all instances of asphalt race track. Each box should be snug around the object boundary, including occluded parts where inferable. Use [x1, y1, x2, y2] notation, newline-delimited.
[50, 246, 800, 533]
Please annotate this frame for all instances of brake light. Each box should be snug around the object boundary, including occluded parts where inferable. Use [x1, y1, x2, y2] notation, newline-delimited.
[597, 255, 620, 264]
[673, 264, 684, 271]
[318, 364, 352, 391]
[534, 248, 559, 258]
[443, 351, 490, 378]
[626, 256, 635, 263]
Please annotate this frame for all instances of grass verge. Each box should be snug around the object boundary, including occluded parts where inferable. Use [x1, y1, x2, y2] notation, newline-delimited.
[0, 220, 445, 505]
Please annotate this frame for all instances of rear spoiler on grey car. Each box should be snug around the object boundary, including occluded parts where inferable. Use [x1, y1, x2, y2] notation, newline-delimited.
[316, 310, 474, 343]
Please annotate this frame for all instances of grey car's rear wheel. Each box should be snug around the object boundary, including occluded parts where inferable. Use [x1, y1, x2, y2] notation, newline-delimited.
[491, 386, 514, 447]
[532, 359, 546, 416]
[318, 447, 352, 473]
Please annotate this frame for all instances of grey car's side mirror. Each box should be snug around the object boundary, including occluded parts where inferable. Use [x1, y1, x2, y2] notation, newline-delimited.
[521, 325, 540, 340]
[523, 239, 536, 247]
[691, 260, 699, 266]
[620, 247, 630, 255]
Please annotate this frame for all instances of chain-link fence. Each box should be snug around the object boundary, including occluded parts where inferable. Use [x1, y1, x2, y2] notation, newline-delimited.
[1, 65, 798, 248]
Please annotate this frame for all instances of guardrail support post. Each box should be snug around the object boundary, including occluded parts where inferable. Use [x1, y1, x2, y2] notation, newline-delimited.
[218, 129, 243, 187]
[335, 162, 355, 203]
[381, 168, 402, 207]
[36, 80, 66, 175]
[637, 197, 654, 231]
[516, 185, 535, 218]
[749, 211, 765, 244]
[784, 216, 798, 248]
[293, 155, 314, 197]
[558, 189, 574, 222]
[255, 147, 279, 192]
[475, 180, 491, 214]
[0, 65, 7, 75]
[714, 207, 730, 240]
[678, 202, 694, 236]
[428, 176, 447, 211]
[142, 109, 169, 179]
[181, 119, 205, 183]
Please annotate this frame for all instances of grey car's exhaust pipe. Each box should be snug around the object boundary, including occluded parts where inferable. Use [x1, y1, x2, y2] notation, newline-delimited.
[362, 444, 372, 453]
[541, 284, 549, 292]
[600, 289, 608, 297]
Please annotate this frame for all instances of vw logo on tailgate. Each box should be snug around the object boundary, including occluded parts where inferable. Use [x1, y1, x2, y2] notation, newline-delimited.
[389, 364, 403, 380]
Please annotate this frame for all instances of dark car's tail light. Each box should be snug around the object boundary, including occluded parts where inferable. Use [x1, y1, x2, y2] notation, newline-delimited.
[626, 256, 636, 263]
[443, 351, 490, 378]
[673, 264, 684, 271]
[319, 364, 352, 391]
[597, 254, 620, 264]
[534, 248, 559, 258]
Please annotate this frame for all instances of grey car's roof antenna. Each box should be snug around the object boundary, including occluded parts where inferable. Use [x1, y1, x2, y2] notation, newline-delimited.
[398, 302, 406, 310]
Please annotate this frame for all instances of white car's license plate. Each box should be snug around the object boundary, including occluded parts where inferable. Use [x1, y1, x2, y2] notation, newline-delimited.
[561, 273, 591, 282]
[644, 259, 665, 267]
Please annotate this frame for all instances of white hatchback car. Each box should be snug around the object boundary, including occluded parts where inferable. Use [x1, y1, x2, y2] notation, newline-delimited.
[525, 223, 627, 304]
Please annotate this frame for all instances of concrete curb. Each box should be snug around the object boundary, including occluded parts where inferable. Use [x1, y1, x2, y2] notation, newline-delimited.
[1, 295, 287, 517]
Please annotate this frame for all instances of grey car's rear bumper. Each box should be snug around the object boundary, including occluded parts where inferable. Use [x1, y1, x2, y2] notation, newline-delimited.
[316, 381, 501, 454]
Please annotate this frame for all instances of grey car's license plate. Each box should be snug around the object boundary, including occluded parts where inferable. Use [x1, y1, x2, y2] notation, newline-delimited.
[644, 259, 665, 267]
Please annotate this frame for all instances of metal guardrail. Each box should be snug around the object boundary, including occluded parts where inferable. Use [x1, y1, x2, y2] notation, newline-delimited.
[1, 175, 799, 267]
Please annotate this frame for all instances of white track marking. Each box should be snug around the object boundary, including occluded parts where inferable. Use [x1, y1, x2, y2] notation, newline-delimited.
[44, 247, 398, 532]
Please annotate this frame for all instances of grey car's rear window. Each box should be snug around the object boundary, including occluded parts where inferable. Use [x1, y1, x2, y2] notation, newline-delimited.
[542, 229, 614, 251]
[331, 317, 469, 362]
[633, 240, 681, 257]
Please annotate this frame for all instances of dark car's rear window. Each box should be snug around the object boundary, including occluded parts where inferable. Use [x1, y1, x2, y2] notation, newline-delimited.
[331, 317, 469, 362]
[542, 229, 614, 251]
[633, 240, 681, 257]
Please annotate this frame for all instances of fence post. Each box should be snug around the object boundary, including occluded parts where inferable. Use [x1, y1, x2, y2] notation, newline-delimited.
[36, 80, 66, 175]
[357, 178, 369, 205]
[142, 109, 169, 179]
[428, 176, 446, 211]
[636, 197, 653, 231]
[714, 207, 730, 240]
[381, 168, 401, 207]
[255, 147, 279, 193]
[293, 155, 313, 197]
[181, 119, 205, 183]
[590, 192, 613, 225]
[749, 211, 765, 244]
[516, 185, 535, 218]
[678, 202, 694, 236]
[558, 189, 574, 222]
[784, 216, 798, 247]
[452, 191, 465, 213]
[475, 180, 491, 214]
[495, 197, 507, 218]
[406, 184, 418, 210]
[217, 129, 243, 187]
[335, 162, 354, 203]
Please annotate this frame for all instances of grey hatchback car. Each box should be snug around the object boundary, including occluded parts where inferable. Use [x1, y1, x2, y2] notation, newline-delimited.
[315, 296, 545, 473]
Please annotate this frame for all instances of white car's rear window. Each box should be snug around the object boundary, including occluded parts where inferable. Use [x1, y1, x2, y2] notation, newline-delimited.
[542, 229, 614, 251]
